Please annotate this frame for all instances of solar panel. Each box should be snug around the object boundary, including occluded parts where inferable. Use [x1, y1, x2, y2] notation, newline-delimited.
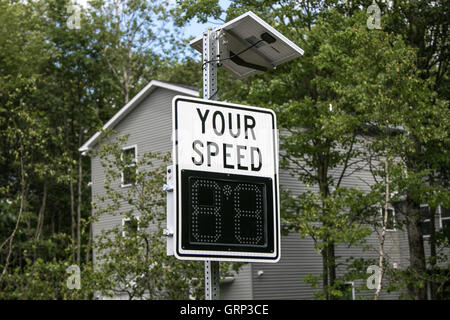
[190, 11, 304, 79]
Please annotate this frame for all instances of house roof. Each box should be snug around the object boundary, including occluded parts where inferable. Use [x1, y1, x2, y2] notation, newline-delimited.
[79, 80, 199, 152]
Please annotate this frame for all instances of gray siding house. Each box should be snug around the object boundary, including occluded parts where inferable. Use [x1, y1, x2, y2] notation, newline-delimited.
[80, 80, 448, 300]
[79, 80, 199, 262]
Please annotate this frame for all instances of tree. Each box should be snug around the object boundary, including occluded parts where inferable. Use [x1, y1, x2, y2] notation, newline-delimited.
[0, 0, 207, 299]
[385, 1, 449, 300]
[339, 0, 450, 300]
[174, 0, 450, 300]
[89, 0, 177, 105]
[92, 134, 205, 299]
[257, 10, 411, 299]
[0, 0, 56, 284]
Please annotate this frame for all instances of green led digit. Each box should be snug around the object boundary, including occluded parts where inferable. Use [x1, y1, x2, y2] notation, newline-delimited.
[233, 183, 263, 245]
[191, 179, 222, 242]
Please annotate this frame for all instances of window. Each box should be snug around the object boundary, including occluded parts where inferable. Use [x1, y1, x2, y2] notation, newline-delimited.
[122, 216, 140, 237]
[420, 205, 431, 238]
[336, 282, 355, 300]
[121, 145, 137, 187]
[440, 206, 450, 231]
[380, 207, 396, 231]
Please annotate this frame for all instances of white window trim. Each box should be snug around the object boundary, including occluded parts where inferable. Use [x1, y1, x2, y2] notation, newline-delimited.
[122, 216, 140, 238]
[420, 204, 431, 238]
[380, 207, 396, 232]
[121, 145, 138, 188]
[439, 205, 450, 230]
[344, 282, 356, 300]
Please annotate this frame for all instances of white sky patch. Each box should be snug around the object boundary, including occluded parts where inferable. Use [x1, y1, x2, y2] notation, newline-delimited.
[181, 0, 231, 38]
[67, 0, 231, 58]
[73, 0, 89, 8]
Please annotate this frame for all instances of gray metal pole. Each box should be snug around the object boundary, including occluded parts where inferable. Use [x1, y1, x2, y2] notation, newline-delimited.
[203, 30, 218, 100]
[205, 260, 220, 300]
[203, 29, 220, 301]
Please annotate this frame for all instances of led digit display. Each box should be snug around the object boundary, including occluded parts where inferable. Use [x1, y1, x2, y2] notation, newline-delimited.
[181, 170, 274, 254]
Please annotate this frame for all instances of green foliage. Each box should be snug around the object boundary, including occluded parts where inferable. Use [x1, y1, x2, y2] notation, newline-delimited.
[0, 0, 201, 299]
[0, 0, 448, 300]
[245, 9, 418, 298]
[0, 257, 95, 300]
[92, 135, 205, 299]
[89, 0, 176, 103]
[172, 0, 224, 26]
[174, 0, 449, 299]
[282, 188, 373, 253]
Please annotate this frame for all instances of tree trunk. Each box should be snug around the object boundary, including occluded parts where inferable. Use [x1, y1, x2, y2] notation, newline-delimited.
[35, 179, 48, 242]
[318, 162, 336, 300]
[327, 242, 336, 299]
[0, 156, 26, 284]
[405, 196, 427, 300]
[123, 68, 130, 105]
[86, 221, 92, 263]
[51, 208, 55, 235]
[69, 163, 76, 263]
[375, 159, 389, 299]
[77, 152, 82, 265]
[321, 248, 329, 299]
[429, 205, 437, 299]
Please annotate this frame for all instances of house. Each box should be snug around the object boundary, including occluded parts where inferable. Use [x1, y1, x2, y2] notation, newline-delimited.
[79, 80, 199, 271]
[80, 80, 448, 300]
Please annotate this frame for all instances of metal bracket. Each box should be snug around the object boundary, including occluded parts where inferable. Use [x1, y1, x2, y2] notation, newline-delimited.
[165, 165, 175, 256]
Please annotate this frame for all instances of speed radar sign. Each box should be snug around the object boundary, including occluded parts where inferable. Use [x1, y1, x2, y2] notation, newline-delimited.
[172, 95, 280, 262]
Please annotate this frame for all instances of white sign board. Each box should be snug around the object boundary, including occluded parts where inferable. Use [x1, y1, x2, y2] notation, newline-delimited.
[172, 95, 280, 262]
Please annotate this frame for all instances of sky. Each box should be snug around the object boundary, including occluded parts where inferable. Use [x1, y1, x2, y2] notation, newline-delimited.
[74, 0, 231, 38]
[73, 0, 231, 57]
[181, 0, 231, 38]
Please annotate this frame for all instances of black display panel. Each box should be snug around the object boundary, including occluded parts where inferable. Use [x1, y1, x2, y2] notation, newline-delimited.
[180, 170, 274, 253]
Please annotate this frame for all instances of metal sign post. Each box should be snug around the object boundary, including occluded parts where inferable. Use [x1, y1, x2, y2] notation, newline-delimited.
[203, 29, 220, 300]
[168, 10, 304, 301]
[204, 260, 220, 300]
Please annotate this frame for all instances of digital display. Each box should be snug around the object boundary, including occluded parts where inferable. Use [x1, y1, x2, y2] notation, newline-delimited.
[181, 170, 274, 253]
